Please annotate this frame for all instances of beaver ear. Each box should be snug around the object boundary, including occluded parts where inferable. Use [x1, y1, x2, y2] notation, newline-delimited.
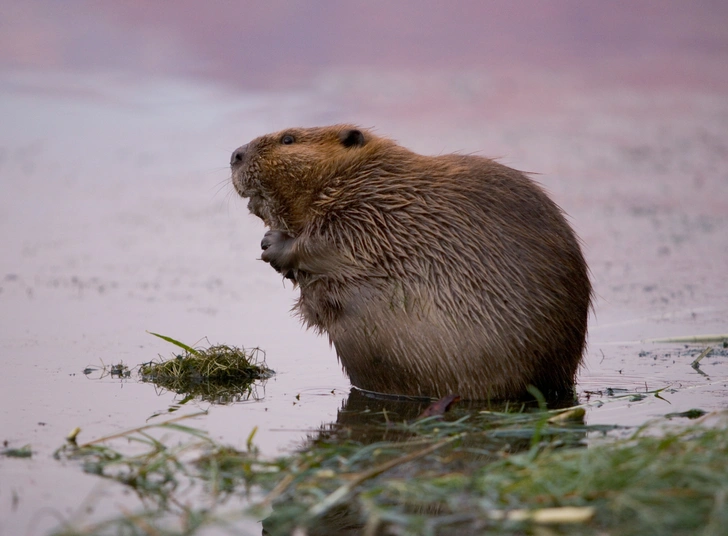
[340, 129, 366, 148]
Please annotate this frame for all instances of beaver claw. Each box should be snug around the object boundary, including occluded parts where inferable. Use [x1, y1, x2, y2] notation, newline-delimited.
[261, 230, 296, 280]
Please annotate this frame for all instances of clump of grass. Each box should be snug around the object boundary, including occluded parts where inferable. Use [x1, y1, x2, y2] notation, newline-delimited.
[53, 414, 281, 535]
[140, 333, 274, 404]
[2, 444, 32, 458]
[252, 413, 728, 536]
[52, 402, 728, 536]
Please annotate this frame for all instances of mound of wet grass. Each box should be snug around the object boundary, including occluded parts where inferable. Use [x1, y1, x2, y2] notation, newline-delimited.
[139, 333, 274, 404]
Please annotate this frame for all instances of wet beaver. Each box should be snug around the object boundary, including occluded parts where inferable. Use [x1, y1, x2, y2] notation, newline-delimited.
[230, 125, 591, 400]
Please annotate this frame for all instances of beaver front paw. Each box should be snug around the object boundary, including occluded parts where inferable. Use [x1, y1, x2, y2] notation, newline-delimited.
[261, 230, 296, 280]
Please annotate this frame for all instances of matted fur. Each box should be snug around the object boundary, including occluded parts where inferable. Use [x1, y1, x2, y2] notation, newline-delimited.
[231, 125, 591, 400]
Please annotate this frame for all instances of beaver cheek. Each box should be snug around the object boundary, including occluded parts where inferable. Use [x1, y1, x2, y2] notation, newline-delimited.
[232, 172, 246, 197]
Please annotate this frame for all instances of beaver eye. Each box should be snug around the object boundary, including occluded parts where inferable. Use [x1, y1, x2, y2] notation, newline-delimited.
[281, 134, 295, 145]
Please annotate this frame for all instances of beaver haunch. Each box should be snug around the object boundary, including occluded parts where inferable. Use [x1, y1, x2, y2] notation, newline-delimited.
[231, 125, 591, 400]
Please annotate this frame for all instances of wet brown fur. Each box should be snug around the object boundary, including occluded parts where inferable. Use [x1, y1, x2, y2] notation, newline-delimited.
[231, 125, 591, 400]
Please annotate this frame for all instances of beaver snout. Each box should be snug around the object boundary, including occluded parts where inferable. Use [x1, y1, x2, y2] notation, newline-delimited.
[230, 144, 249, 167]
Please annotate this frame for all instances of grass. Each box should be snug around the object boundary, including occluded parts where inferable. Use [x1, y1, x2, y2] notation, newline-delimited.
[51, 402, 728, 536]
[55, 334, 726, 534]
[139, 342, 272, 404]
[84, 333, 274, 405]
[1, 444, 32, 458]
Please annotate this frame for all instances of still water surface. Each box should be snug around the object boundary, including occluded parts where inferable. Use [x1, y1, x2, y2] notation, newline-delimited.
[1, 3, 727, 534]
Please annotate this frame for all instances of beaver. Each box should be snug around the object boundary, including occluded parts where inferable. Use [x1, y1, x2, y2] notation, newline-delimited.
[230, 125, 591, 400]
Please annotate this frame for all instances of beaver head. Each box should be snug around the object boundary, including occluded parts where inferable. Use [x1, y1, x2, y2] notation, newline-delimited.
[230, 125, 396, 233]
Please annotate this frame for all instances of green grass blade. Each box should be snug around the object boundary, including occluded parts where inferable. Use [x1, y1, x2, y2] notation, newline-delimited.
[147, 331, 200, 356]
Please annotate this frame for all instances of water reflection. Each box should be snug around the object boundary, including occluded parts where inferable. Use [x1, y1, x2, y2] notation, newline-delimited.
[261, 389, 597, 536]
[2, 2, 728, 534]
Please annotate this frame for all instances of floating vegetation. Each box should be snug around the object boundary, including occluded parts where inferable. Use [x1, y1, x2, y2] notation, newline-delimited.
[2, 444, 32, 458]
[108, 362, 131, 378]
[140, 333, 274, 404]
[80, 334, 273, 405]
[52, 413, 275, 535]
[82, 361, 131, 380]
[645, 333, 728, 345]
[51, 403, 728, 536]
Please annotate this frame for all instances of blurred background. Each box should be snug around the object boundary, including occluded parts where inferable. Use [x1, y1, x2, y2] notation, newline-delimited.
[1, 2, 727, 534]
[5, 1, 727, 87]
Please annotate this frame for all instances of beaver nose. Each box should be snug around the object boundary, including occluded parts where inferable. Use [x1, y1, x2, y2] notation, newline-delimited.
[230, 144, 248, 167]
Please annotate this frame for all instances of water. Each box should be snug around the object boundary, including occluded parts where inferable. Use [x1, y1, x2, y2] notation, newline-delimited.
[1, 2, 727, 534]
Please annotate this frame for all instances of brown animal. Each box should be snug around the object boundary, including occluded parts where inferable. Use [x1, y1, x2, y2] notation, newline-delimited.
[230, 125, 591, 400]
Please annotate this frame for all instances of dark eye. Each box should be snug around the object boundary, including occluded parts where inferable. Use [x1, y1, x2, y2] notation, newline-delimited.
[281, 134, 295, 145]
